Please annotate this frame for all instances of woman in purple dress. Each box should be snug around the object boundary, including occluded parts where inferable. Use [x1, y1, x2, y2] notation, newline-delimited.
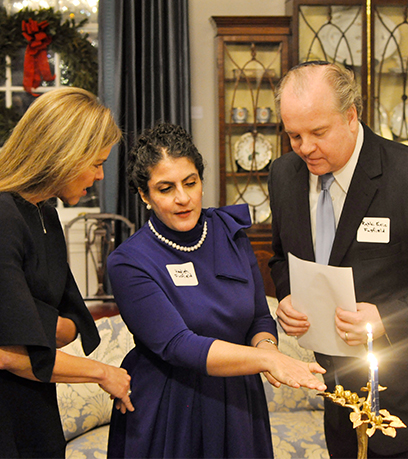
[107, 123, 326, 458]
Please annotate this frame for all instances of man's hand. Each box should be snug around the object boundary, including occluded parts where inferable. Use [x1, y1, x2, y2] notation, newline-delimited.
[276, 294, 310, 337]
[335, 302, 385, 345]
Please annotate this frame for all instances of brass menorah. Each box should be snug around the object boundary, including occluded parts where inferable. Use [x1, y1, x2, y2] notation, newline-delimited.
[320, 384, 406, 459]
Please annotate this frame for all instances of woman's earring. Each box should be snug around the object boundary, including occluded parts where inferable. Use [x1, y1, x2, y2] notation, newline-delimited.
[202, 191, 205, 196]
[146, 204, 152, 210]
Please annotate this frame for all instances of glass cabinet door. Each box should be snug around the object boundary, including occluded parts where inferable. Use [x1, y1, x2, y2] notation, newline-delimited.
[287, 0, 408, 145]
[289, 2, 366, 120]
[374, 4, 408, 144]
[224, 40, 283, 225]
[212, 17, 291, 230]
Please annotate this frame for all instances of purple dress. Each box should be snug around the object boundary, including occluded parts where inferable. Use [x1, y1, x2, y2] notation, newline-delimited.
[107, 205, 276, 458]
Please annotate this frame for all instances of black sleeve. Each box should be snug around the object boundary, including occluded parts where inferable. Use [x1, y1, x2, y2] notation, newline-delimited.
[58, 267, 100, 355]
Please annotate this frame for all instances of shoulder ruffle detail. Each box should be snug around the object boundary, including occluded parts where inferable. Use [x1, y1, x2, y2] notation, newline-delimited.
[204, 204, 252, 283]
[205, 204, 251, 236]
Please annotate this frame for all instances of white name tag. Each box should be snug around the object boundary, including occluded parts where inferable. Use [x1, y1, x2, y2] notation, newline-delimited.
[166, 262, 198, 286]
[357, 217, 390, 243]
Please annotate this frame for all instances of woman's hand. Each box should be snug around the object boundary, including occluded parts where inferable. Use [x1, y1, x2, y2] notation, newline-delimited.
[0, 344, 135, 413]
[262, 347, 326, 390]
[206, 339, 325, 391]
[98, 365, 134, 414]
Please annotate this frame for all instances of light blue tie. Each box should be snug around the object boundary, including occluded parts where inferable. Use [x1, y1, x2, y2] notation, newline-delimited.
[315, 173, 336, 265]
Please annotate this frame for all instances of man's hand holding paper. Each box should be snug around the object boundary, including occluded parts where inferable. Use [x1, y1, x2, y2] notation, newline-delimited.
[276, 294, 310, 337]
[286, 253, 366, 358]
[335, 301, 386, 346]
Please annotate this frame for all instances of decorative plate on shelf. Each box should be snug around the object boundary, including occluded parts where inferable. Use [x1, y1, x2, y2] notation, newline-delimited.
[234, 132, 273, 171]
[235, 185, 271, 224]
[318, 8, 400, 66]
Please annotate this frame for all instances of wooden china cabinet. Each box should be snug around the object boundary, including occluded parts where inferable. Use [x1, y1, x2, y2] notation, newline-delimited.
[211, 16, 292, 297]
[286, 0, 408, 144]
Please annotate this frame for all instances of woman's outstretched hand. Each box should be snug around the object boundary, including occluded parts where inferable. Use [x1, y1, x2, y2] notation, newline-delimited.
[263, 349, 326, 390]
[206, 339, 326, 390]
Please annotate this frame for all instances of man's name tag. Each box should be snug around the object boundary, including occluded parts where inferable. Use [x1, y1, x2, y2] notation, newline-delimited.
[166, 262, 198, 286]
[357, 217, 390, 243]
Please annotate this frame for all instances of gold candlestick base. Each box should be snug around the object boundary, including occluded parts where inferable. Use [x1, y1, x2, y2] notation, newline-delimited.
[356, 424, 368, 459]
[320, 385, 406, 459]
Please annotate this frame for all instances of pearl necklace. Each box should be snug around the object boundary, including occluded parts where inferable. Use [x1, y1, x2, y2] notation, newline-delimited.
[148, 219, 208, 252]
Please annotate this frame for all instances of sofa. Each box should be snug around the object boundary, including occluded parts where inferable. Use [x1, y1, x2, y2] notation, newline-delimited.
[57, 297, 329, 459]
[57, 314, 134, 459]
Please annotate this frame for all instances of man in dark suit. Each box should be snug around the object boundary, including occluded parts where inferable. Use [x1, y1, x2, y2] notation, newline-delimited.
[268, 61, 408, 458]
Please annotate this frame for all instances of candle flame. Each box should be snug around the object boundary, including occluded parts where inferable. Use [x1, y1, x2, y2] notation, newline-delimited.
[366, 323, 372, 334]
[368, 353, 378, 368]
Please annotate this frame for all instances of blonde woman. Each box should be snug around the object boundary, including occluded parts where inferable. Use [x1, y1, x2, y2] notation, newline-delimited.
[0, 87, 133, 459]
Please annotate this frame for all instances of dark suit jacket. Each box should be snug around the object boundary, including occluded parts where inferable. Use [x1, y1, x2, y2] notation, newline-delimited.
[268, 123, 408, 455]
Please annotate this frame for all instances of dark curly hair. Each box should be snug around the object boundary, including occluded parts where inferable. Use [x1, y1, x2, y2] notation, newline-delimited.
[128, 123, 205, 195]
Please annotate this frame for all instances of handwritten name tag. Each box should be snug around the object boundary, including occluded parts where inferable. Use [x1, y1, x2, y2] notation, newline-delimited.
[166, 262, 198, 286]
[357, 217, 390, 243]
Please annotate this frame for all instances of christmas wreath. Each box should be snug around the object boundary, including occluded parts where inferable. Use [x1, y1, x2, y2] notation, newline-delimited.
[0, 7, 98, 142]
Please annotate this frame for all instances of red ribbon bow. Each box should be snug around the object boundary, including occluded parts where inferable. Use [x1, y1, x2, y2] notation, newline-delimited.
[22, 19, 56, 96]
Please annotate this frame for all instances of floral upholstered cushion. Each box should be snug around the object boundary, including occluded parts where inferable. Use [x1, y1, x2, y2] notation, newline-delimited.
[265, 296, 329, 459]
[57, 315, 134, 441]
[270, 411, 329, 459]
[65, 424, 110, 459]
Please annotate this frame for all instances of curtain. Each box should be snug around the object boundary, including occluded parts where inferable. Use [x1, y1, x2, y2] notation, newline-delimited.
[98, 0, 191, 230]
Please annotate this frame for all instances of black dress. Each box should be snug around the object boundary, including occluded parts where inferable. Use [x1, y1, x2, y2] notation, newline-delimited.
[0, 193, 100, 458]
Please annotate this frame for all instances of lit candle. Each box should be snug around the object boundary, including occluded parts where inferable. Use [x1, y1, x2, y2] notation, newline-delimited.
[374, 359, 380, 416]
[367, 324, 377, 413]
[368, 353, 380, 415]
[366, 323, 373, 353]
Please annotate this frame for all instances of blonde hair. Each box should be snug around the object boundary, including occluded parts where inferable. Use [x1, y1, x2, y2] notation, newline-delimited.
[275, 62, 363, 120]
[0, 87, 122, 197]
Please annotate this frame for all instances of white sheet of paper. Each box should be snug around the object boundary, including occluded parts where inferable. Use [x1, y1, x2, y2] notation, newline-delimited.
[289, 253, 365, 358]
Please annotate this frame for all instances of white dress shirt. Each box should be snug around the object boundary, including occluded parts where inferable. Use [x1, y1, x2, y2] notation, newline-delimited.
[310, 123, 364, 250]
